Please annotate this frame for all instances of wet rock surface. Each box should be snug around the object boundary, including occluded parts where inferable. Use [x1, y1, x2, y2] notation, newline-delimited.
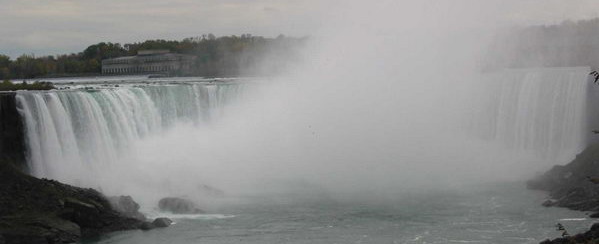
[528, 144, 599, 212]
[152, 218, 173, 228]
[138, 218, 172, 231]
[0, 161, 144, 243]
[140, 222, 155, 231]
[529, 144, 599, 243]
[0, 93, 26, 170]
[540, 223, 599, 244]
[107, 195, 146, 220]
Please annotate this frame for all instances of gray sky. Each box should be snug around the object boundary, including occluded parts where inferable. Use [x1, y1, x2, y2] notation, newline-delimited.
[1, 0, 599, 58]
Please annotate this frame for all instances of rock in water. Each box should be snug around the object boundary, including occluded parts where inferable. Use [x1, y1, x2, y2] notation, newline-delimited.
[542, 199, 556, 207]
[0, 160, 143, 243]
[152, 218, 173, 228]
[139, 218, 172, 231]
[158, 197, 205, 214]
[107, 196, 146, 220]
[140, 222, 155, 231]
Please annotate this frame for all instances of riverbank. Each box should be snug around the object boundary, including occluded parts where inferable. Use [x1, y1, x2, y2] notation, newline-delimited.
[528, 143, 599, 243]
[0, 160, 143, 243]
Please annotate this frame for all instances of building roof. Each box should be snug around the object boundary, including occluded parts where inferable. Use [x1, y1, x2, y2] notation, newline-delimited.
[101, 50, 195, 65]
[138, 49, 170, 56]
[109, 56, 136, 60]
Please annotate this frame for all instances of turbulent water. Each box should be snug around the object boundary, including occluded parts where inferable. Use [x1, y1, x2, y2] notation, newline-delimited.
[14, 70, 596, 244]
[87, 183, 591, 244]
[16, 78, 246, 185]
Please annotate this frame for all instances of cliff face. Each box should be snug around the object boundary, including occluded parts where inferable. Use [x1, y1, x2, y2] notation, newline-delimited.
[0, 93, 25, 170]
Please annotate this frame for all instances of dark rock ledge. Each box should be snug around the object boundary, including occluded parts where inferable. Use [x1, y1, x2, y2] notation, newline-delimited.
[0, 160, 145, 244]
[528, 143, 599, 243]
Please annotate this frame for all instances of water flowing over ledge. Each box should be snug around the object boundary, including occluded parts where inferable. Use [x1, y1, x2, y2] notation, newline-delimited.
[473, 67, 592, 163]
[16, 81, 247, 184]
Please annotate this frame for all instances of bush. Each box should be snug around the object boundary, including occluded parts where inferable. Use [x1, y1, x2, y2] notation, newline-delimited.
[0, 80, 55, 91]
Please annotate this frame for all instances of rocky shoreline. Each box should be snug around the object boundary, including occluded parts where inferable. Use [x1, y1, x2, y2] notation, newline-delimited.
[0, 159, 168, 244]
[528, 143, 599, 243]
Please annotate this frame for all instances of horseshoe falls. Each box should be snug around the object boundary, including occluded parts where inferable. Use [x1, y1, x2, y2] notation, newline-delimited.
[7, 68, 597, 244]
[6, 0, 599, 243]
[15, 81, 246, 186]
[14, 66, 596, 194]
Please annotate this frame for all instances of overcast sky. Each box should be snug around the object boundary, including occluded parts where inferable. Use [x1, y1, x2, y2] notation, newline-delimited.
[1, 0, 599, 58]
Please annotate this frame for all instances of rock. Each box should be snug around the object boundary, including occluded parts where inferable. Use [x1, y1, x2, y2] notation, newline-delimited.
[108, 196, 146, 220]
[529, 144, 599, 212]
[542, 199, 556, 207]
[532, 143, 599, 243]
[0, 93, 26, 170]
[0, 234, 4, 244]
[152, 217, 172, 228]
[540, 222, 599, 243]
[140, 222, 155, 231]
[61, 197, 120, 231]
[0, 159, 143, 243]
[158, 197, 204, 214]
[0, 215, 80, 244]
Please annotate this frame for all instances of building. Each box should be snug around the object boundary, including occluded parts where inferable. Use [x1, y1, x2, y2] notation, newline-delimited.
[101, 50, 196, 75]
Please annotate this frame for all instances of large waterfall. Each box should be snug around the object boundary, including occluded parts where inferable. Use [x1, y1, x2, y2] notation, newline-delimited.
[11, 67, 596, 196]
[473, 67, 591, 163]
[15, 81, 246, 185]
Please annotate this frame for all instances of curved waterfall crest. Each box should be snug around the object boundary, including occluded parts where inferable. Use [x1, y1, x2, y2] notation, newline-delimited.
[16, 82, 245, 182]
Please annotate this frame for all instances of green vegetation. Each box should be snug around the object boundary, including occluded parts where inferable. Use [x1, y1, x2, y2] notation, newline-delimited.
[0, 34, 306, 79]
[0, 80, 55, 91]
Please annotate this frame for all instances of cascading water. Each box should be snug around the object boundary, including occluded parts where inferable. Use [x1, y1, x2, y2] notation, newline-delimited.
[15, 81, 246, 186]
[472, 67, 591, 163]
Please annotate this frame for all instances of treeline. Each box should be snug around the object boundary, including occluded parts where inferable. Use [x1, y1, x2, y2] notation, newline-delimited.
[485, 18, 599, 70]
[0, 34, 307, 79]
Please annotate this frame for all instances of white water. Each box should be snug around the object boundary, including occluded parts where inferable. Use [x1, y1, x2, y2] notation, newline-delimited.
[16, 81, 246, 186]
[14, 67, 593, 202]
[11, 0, 597, 211]
[472, 67, 591, 163]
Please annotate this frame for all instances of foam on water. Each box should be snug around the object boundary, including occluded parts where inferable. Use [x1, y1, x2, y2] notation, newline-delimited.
[90, 183, 594, 244]
[144, 212, 236, 221]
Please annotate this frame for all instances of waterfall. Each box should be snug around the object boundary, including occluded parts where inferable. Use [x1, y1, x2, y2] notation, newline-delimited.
[473, 67, 591, 163]
[13, 69, 596, 191]
[15, 82, 245, 184]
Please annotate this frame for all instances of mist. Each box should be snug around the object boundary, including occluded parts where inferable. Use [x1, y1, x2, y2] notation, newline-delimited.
[69, 0, 590, 207]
